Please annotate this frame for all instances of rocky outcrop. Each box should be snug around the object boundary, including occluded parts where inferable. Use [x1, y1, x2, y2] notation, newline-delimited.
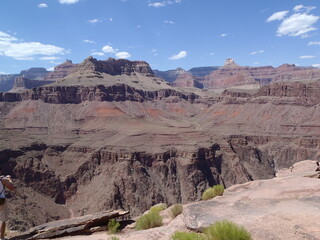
[188, 66, 219, 77]
[153, 68, 187, 83]
[0, 74, 18, 92]
[46, 160, 320, 240]
[9, 77, 54, 93]
[0, 68, 48, 92]
[44, 60, 77, 82]
[20, 68, 49, 80]
[171, 73, 203, 89]
[0, 84, 199, 103]
[75, 57, 155, 77]
[203, 59, 320, 89]
[12, 210, 129, 240]
[183, 160, 320, 240]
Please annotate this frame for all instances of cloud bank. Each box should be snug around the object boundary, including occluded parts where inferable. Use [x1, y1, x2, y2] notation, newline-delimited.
[0, 31, 67, 60]
[267, 5, 320, 38]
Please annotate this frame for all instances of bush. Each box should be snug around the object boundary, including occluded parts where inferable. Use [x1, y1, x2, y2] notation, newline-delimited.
[172, 231, 206, 240]
[204, 220, 252, 240]
[107, 219, 120, 234]
[150, 203, 168, 213]
[108, 237, 120, 240]
[135, 211, 163, 230]
[202, 185, 224, 200]
[170, 204, 183, 219]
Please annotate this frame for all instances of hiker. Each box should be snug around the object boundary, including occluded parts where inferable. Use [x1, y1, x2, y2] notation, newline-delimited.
[0, 168, 15, 240]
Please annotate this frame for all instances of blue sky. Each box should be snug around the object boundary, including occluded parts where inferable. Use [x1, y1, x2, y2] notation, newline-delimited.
[0, 0, 320, 74]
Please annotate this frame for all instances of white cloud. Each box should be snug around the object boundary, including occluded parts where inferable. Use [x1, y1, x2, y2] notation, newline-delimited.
[308, 41, 320, 46]
[109, 18, 113, 22]
[0, 31, 66, 60]
[293, 5, 316, 13]
[250, 50, 264, 55]
[102, 45, 116, 53]
[92, 52, 105, 56]
[299, 55, 315, 59]
[267, 6, 319, 38]
[0, 71, 8, 74]
[148, 0, 181, 7]
[149, 2, 166, 7]
[164, 20, 174, 24]
[115, 52, 131, 59]
[39, 56, 60, 60]
[88, 19, 101, 24]
[266, 11, 289, 22]
[169, 50, 187, 60]
[219, 33, 228, 37]
[151, 49, 158, 56]
[38, 3, 48, 8]
[58, 0, 79, 4]
[312, 64, 320, 68]
[99, 45, 131, 59]
[0, 31, 17, 42]
[83, 39, 96, 44]
[277, 13, 320, 37]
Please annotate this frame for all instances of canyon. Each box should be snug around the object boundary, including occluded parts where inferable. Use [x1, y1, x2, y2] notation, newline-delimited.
[0, 57, 320, 234]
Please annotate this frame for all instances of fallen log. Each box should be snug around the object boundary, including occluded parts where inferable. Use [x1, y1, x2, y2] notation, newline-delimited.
[10, 209, 129, 240]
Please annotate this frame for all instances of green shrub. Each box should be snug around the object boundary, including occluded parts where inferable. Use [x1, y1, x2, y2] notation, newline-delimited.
[150, 203, 168, 213]
[108, 237, 120, 240]
[170, 204, 183, 219]
[135, 211, 163, 230]
[172, 231, 206, 240]
[107, 219, 120, 234]
[204, 220, 252, 240]
[213, 185, 224, 196]
[202, 185, 224, 200]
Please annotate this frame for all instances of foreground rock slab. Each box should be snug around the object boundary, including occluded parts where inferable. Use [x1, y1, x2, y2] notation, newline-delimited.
[184, 160, 320, 240]
[10, 210, 129, 240]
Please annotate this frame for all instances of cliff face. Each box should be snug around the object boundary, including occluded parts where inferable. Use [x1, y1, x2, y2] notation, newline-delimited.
[202, 62, 320, 89]
[20, 68, 49, 80]
[9, 77, 54, 93]
[0, 68, 48, 92]
[153, 68, 187, 83]
[1, 57, 320, 232]
[75, 57, 155, 77]
[44, 60, 77, 82]
[171, 73, 204, 89]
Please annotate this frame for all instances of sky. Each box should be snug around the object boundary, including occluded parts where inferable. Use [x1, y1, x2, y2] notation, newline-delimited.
[0, 0, 320, 74]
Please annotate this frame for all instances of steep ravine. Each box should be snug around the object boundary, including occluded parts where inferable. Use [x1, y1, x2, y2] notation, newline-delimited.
[2, 133, 319, 231]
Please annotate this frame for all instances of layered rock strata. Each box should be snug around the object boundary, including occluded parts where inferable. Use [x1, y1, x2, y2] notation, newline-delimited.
[0, 57, 320, 233]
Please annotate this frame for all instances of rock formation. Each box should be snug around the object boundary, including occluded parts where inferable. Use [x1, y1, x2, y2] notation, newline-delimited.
[1, 57, 320, 235]
[0, 68, 49, 93]
[202, 59, 320, 89]
[188, 66, 219, 77]
[171, 72, 203, 89]
[0, 74, 18, 92]
[15, 160, 319, 240]
[44, 60, 77, 82]
[20, 68, 49, 80]
[153, 68, 187, 83]
[9, 77, 54, 93]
